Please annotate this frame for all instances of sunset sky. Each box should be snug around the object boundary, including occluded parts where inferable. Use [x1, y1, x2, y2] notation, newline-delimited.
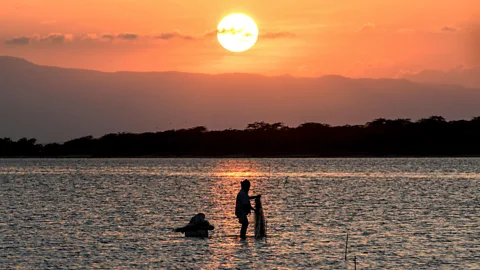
[1, 0, 479, 77]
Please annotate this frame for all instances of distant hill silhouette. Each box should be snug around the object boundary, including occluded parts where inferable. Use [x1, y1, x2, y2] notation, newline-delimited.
[402, 67, 480, 89]
[1, 56, 480, 142]
[1, 117, 480, 157]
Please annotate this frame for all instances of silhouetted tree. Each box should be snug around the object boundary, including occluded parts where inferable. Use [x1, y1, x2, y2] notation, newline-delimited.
[2, 116, 480, 157]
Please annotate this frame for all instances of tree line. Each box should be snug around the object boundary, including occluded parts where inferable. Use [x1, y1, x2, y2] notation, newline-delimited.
[2, 116, 480, 157]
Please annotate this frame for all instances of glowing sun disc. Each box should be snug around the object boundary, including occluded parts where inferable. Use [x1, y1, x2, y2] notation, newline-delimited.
[217, 13, 258, 53]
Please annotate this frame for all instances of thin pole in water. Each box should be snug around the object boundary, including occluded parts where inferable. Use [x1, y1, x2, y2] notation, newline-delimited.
[263, 215, 268, 243]
[354, 256, 357, 270]
[2, 168, 10, 184]
[344, 232, 349, 261]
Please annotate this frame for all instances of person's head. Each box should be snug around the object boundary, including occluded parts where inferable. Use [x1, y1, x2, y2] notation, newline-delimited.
[241, 179, 251, 192]
[190, 213, 206, 224]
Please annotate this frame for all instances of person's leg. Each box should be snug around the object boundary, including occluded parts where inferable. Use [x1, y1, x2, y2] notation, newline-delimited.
[240, 218, 249, 239]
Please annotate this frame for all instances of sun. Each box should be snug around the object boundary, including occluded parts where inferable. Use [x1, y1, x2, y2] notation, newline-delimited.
[217, 13, 259, 53]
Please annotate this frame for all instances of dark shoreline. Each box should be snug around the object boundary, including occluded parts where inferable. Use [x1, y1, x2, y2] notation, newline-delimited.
[2, 155, 480, 159]
[2, 117, 480, 158]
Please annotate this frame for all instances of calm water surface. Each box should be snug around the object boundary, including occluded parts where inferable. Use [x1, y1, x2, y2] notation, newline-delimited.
[1, 158, 479, 269]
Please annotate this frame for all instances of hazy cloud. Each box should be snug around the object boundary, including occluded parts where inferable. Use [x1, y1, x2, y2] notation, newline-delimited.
[358, 23, 376, 32]
[80, 34, 99, 41]
[357, 23, 388, 34]
[260, 31, 296, 39]
[4, 32, 141, 45]
[116, 33, 138, 40]
[4, 36, 30, 45]
[206, 29, 295, 39]
[39, 33, 73, 43]
[203, 29, 217, 37]
[3, 28, 294, 47]
[442, 26, 457, 32]
[155, 31, 194, 40]
[101, 34, 116, 40]
[4, 34, 72, 45]
[217, 28, 248, 35]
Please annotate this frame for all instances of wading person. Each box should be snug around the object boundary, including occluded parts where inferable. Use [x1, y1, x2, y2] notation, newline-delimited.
[235, 179, 261, 239]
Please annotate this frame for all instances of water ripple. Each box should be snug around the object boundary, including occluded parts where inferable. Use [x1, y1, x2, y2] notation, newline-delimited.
[0, 158, 479, 269]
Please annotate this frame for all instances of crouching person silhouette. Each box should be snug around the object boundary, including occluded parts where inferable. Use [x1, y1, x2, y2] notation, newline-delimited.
[174, 213, 214, 237]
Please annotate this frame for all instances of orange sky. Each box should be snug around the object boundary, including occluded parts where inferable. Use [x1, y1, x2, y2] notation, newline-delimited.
[1, 0, 479, 77]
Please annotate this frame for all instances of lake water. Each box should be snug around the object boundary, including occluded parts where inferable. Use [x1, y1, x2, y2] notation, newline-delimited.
[1, 158, 479, 269]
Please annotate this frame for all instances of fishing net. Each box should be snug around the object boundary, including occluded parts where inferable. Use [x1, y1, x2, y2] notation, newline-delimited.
[254, 197, 267, 238]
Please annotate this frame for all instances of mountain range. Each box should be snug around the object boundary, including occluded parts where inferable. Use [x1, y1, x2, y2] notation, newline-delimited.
[1, 56, 479, 142]
[402, 67, 480, 89]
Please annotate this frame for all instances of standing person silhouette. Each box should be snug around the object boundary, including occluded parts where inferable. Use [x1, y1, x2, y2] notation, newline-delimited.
[235, 179, 261, 239]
